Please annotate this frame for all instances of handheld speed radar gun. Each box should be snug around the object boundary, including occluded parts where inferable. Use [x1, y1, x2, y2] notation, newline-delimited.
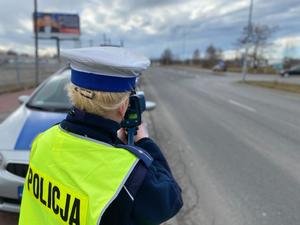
[121, 92, 146, 145]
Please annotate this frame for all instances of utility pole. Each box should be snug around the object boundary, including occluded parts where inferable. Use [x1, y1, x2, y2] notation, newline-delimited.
[242, 0, 254, 81]
[34, 0, 39, 86]
[182, 27, 187, 62]
[55, 37, 60, 62]
[103, 33, 107, 45]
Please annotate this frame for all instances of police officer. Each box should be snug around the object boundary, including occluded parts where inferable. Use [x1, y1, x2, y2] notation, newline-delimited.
[19, 47, 183, 225]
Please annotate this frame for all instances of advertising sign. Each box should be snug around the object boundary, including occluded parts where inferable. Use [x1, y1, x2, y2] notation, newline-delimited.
[34, 12, 80, 39]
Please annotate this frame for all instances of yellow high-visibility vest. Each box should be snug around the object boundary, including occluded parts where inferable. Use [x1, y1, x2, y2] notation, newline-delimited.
[19, 125, 139, 225]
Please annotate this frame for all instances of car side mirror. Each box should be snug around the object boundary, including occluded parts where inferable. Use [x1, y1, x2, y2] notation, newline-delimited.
[145, 101, 156, 111]
[18, 95, 30, 104]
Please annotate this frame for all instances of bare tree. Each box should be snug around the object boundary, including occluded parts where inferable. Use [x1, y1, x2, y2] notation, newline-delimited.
[216, 48, 223, 61]
[192, 49, 201, 65]
[283, 57, 300, 69]
[205, 45, 216, 61]
[204, 44, 222, 67]
[160, 48, 173, 65]
[6, 50, 18, 56]
[237, 23, 277, 68]
[282, 41, 299, 69]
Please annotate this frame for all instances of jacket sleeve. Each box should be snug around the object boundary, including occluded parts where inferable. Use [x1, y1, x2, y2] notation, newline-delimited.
[132, 138, 183, 225]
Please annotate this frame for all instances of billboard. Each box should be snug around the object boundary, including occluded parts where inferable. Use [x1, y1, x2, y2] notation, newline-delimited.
[34, 12, 80, 39]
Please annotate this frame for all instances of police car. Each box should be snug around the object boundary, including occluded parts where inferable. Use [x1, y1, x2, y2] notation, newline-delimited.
[0, 68, 70, 212]
[0, 67, 155, 213]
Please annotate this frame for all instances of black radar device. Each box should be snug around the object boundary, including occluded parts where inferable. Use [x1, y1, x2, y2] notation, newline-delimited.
[121, 92, 146, 145]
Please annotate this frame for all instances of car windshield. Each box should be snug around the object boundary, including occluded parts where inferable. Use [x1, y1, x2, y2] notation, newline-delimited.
[26, 70, 72, 112]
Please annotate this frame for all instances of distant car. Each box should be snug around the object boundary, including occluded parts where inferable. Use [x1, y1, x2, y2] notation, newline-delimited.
[280, 65, 300, 77]
[212, 61, 227, 72]
[0, 67, 155, 212]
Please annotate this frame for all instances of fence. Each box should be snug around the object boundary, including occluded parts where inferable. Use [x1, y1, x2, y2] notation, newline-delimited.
[0, 60, 63, 94]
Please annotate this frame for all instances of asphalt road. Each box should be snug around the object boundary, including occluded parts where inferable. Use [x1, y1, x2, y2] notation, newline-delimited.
[142, 66, 300, 225]
[1, 66, 300, 225]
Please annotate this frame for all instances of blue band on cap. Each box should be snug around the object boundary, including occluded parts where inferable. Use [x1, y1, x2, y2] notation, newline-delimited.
[71, 69, 136, 92]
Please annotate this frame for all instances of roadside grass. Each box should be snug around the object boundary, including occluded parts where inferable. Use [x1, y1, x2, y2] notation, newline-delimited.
[211, 71, 226, 76]
[160, 65, 278, 76]
[239, 80, 300, 94]
[227, 67, 278, 75]
[166, 65, 227, 76]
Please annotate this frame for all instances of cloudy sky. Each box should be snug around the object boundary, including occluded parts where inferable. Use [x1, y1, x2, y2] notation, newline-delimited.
[0, 0, 299, 60]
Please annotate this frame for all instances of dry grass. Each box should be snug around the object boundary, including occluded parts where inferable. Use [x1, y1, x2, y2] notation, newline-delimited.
[240, 80, 300, 94]
[227, 67, 278, 75]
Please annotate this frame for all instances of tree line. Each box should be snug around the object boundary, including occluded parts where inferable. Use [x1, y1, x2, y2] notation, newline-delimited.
[159, 23, 300, 71]
[160, 44, 224, 68]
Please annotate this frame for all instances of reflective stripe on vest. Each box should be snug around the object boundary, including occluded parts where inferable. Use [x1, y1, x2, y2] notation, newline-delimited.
[19, 125, 139, 225]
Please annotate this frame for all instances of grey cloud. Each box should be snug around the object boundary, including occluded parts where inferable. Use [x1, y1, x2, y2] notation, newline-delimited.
[122, 0, 185, 9]
[38, 0, 86, 12]
[0, 0, 299, 58]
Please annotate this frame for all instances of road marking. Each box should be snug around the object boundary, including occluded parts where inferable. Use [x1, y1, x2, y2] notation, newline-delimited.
[286, 122, 300, 130]
[228, 99, 256, 112]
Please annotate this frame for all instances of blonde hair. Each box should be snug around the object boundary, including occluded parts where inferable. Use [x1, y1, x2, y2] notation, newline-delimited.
[67, 84, 130, 117]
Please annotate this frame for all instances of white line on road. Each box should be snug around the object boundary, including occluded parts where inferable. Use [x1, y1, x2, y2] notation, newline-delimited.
[286, 122, 300, 130]
[228, 99, 257, 112]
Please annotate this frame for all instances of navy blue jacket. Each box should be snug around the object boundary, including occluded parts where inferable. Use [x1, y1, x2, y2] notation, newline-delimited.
[60, 108, 183, 225]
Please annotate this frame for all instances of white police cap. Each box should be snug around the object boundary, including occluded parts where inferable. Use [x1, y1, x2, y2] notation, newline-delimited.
[61, 46, 150, 92]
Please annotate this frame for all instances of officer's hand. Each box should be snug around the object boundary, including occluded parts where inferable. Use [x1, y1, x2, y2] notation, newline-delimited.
[134, 122, 149, 142]
[117, 128, 127, 144]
